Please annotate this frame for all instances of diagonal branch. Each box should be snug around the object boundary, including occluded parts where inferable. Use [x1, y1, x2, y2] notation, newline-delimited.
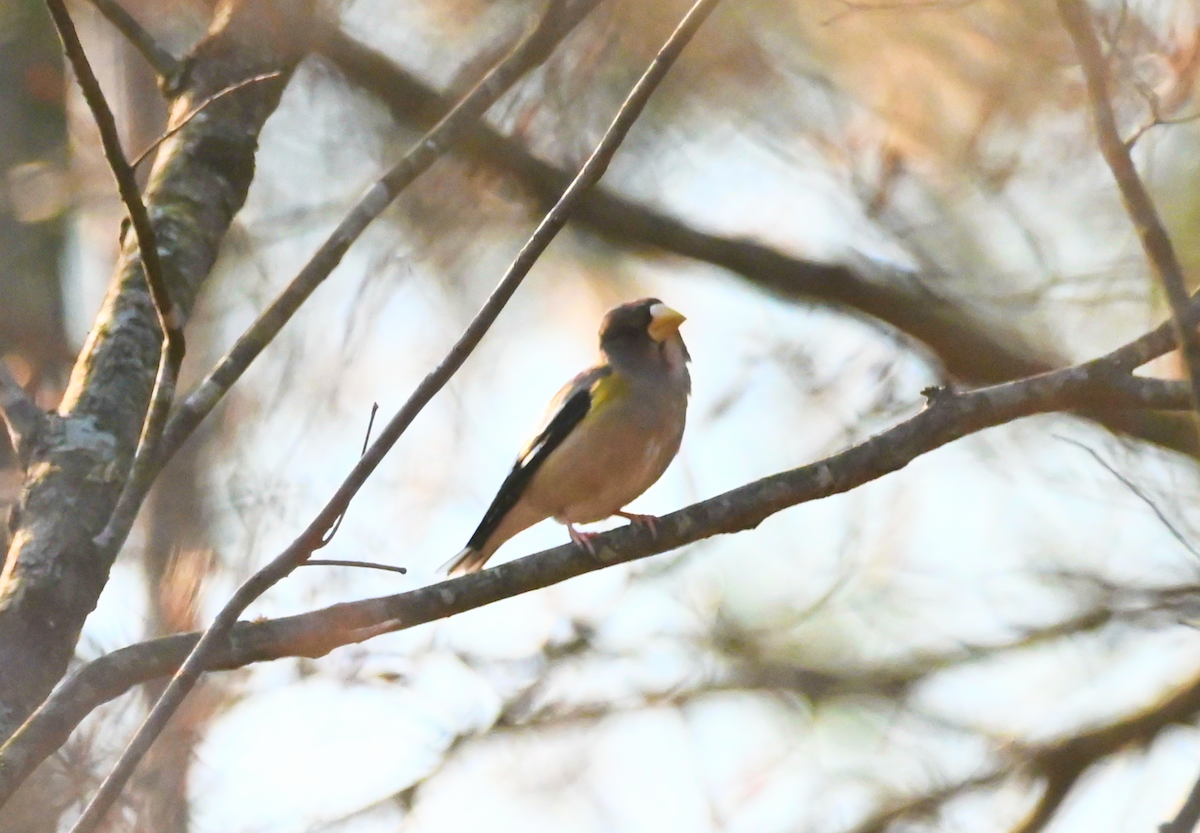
[0, 306, 1195, 810]
[44, 0, 188, 561]
[1057, 0, 1200, 425]
[85, 0, 181, 83]
[65, 0, 721, 829]
[0, 364, 46, 467]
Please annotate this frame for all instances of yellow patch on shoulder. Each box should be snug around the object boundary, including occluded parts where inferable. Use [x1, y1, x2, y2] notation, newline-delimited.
[588, 372, 629, 416]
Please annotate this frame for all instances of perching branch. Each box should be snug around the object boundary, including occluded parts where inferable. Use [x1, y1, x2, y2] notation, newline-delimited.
[0, 319, 1194, 810]
[0, 363, 46, 467]
[85, 0, 181, 82]
[65, 1, 721, 829]
[1057, 0, 1200, 425]
[44, 0, 188, 563]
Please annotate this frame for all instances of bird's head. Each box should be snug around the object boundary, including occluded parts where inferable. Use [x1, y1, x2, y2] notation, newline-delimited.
[598, 298, 690, 373]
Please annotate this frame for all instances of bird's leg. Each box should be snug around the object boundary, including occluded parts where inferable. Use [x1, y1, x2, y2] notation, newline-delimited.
[616, 511, 659, 538]
[568, 523, 599, 557]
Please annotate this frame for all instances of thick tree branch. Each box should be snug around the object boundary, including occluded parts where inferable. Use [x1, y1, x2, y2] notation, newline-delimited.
[66, 1, 721, 828]
[0, 314, 1193, 810]
[0, 365, 46, 468]
[1057, 0, 1200, 423]
[43, 0, 189, 567]
[85, 0, 181, 82]
[0, 0, 307, 747]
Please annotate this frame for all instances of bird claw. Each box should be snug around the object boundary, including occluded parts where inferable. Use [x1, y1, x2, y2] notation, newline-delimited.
[617, 511, 659, 538]
[568, 524, 599, 558]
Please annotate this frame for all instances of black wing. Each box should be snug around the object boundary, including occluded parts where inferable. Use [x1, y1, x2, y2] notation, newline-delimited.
[465, 368, 609, 551]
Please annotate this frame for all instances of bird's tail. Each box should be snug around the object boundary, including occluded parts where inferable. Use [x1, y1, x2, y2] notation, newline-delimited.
[438, 546, 490, 576]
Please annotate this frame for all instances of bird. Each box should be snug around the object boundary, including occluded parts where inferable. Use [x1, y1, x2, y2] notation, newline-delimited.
[441, 298, 691, 575]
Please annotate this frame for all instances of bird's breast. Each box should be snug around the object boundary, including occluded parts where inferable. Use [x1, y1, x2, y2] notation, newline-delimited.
[523, 384, 686, 524]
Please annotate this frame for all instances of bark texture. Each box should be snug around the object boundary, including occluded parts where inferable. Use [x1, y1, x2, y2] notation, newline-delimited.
[0, 0, 311, 743]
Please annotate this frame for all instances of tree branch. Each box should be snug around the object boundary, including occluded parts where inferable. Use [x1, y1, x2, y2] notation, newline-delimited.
[44, 0, 189, 568]
[0, 364, 46, 468]
[65, 1, 722, 828]
[0, 0, 307, 749]
[48, 0, 178, 345]
[1057, 0, 1200, 424]
[85, 0, 181, 83]
[0, 310, 1193, 811]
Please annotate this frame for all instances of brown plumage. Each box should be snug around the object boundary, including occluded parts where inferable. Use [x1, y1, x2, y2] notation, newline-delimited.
[441, 299, 691, 575]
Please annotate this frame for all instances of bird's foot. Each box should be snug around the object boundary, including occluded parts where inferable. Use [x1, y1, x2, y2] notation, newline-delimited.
[568, 524, 599, 557]
[616, 511, 659, 538]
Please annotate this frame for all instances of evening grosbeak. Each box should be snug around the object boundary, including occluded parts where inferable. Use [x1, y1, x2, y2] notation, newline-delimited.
[442, 298, 690, 575]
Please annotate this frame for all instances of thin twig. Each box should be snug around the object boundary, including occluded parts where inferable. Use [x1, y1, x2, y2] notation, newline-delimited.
[321, 402, 379, 546]
[1125, 111, 1200, 151]
[130, 72, 283, 169]
[1055, 435, 1200, 560]
[1057, 0, 1200, 427]
[85, 0, 180, 81]
[44, 0, 187, 561]
[300, 560, 408, 575]
[0, 363, 46, 467]
[1161, 765, 1200, 833]
[70, 0, 726, 826]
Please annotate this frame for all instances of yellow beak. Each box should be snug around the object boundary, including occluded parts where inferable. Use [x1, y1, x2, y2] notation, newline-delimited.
[647, 303, 686, 342]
